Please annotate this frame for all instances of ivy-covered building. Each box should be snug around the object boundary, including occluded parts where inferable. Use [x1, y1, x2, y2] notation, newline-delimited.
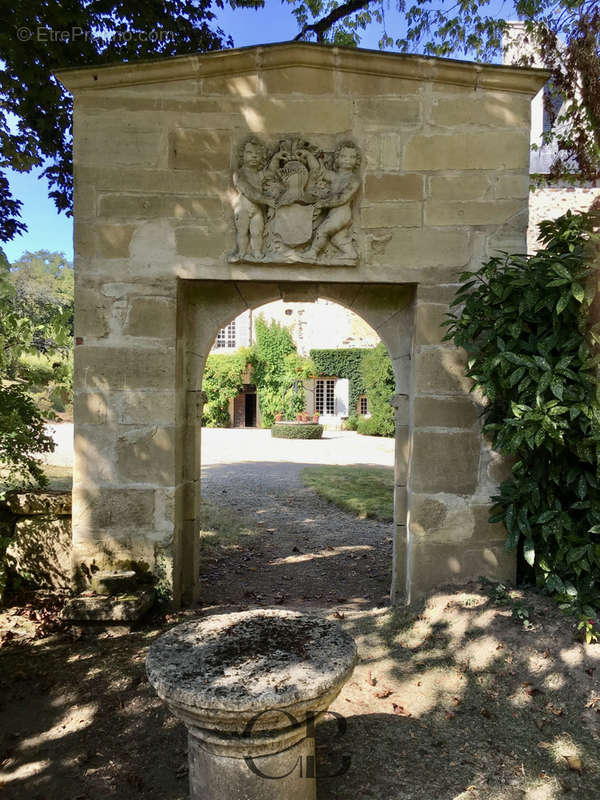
[211, 299, 380, 427]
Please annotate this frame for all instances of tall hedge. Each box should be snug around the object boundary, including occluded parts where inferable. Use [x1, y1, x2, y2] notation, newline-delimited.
[445, 211, 600, 615]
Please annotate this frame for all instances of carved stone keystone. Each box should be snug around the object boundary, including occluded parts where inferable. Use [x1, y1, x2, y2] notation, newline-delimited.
[146, 609, 357, 800]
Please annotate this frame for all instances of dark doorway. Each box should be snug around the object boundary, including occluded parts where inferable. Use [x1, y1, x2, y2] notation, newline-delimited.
[244, 391, 257, 427]
[233, 384, 257, 427]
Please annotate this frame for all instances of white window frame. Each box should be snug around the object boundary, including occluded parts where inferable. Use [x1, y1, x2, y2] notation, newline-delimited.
[316, 378, 336, 415]
[215, 320, 236, 349]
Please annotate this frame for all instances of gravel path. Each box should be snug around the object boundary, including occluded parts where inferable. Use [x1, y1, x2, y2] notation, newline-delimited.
[199, 430, 395, 611]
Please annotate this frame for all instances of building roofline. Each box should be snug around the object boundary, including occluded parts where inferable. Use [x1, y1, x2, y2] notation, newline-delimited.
[55, 40, 549, 96]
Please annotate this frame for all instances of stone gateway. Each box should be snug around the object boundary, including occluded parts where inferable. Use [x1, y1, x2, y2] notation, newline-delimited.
[56, 43, 547, 610]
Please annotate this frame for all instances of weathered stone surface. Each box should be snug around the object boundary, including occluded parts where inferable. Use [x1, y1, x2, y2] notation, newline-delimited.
[91, 570, 138, 595]
[98, 194, 224, 221]
[6, 517, 71, 588]
[262, 66, 335, 95]
[124, 296, 176, 338]
[75, 124, 162, 166]
[410, 541, 515, 600]
[364, 173, 424, 202]
[429, 174, 490, 201]
[6, 491, 71, 516]
[426, 199, 524, 227]
[430, 93, 531, 127]
[414, 395, 481, 429]
[175, 225, 230, 259]
[494, 173, 530, 199]
[403, 132, 530, 171]
[240, 98, 353, 134]
[169, 128, 232, 171]
[118, 390, 177, 425]
[411, 493, 474, 543]
[201, 74, 261, 96]
[470, 504, 507, 542]
[147, 609, 357, 798]
[415, 303, 450, 345]
[62, 588, 155, 622]
[74, 287, 111, 338]
[412, 431, 480, 494]
[75, 345, 175, 392]
[415, 347, 472, 395]
[357, 98, 421, 126]
[376, 228, 471, 270]
[116, 427, 177, 485]
[361, 203, 421, 228]
[72, 487, 155, 529]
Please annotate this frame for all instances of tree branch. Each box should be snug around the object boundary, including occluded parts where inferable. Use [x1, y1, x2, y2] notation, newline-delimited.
[293, 0, 374, 42]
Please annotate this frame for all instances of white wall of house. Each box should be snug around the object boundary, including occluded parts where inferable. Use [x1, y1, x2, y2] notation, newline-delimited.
[210, 299, 380, 355]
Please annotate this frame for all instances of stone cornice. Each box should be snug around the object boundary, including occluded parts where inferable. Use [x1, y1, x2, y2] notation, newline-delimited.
[56, 41, 549, 97]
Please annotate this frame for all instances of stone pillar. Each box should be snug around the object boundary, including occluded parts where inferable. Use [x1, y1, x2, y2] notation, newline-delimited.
[146, 609, 357, 800]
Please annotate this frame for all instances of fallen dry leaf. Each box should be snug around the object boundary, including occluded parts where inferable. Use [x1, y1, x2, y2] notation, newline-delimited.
[451, 696, 462, 706]
[564, 755, 583, 775]
[366, 671, 376, 687]
[374, 687, 393, 699]
[392, 703, 411, 717]
[333, 610, 345, 620]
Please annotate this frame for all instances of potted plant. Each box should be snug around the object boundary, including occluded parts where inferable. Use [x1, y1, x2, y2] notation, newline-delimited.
[274, 412, 283, 423]
[312, 412, 320, 423]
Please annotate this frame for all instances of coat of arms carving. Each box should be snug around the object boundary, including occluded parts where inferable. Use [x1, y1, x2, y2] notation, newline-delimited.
[228, 137, 361, 266]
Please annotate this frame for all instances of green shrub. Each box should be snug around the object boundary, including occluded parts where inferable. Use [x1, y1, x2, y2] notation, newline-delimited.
[271, 423, 323, 439]
[253, 317, 313, 427]
[202, 350, 250, 427]
[359, 342, 395, 437]
[445, 210, 600, 613]
[343, 415, 359, 431]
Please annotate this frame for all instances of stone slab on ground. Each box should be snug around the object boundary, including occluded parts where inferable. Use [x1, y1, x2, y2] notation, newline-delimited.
[62, 587, 154, 623]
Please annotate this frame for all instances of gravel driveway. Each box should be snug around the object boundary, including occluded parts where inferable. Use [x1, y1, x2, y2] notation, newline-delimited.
[199, 429, 395, 611]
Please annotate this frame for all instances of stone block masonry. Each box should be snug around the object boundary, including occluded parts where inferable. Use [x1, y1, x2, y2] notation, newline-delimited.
[57, 42, 547, 608]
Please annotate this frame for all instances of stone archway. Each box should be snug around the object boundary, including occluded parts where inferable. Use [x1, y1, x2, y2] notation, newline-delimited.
[61, 42, 546, 611]
[180, 281, 413, 605]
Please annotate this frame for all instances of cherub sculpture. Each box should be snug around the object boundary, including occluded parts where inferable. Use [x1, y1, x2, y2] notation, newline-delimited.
[229, 138, 280, 262]
[302, 142, 361, 261]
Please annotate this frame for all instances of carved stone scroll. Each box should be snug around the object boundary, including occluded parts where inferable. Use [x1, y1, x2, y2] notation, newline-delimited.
[228, 137, 361, 266]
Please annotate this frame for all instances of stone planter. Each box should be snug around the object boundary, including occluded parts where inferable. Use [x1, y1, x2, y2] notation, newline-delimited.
[146, 609, 357, 800]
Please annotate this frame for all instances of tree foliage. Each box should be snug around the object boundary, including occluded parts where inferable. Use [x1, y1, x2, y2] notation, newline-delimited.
[445, 211, 600, 611]
[0, 249, 74, 490]
[0, 1, 264, 242]
[252, 316, 314, 426]
[285, 0, 600, 181]
[201, 349, 251, 427]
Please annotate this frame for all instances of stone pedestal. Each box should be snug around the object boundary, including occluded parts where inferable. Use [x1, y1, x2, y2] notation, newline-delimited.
[146, 609, 357, 800]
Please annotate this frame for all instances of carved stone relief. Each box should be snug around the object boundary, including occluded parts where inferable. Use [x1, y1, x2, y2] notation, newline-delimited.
[228, 137, 361, 266]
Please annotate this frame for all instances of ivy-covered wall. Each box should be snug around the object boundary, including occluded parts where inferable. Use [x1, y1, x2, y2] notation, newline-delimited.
[310, 348, 371, 412]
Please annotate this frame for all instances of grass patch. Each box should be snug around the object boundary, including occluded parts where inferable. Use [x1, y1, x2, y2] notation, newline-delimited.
[301, 465, 394, 521]
[198, 499, 259, 554]
[43, 465, 73, 491]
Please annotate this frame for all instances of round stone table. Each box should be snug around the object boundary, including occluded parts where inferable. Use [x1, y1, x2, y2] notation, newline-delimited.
[146, 608, 357, 800]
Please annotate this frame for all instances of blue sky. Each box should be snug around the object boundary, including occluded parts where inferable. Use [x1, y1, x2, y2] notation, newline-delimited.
[3, 0, 507, 265]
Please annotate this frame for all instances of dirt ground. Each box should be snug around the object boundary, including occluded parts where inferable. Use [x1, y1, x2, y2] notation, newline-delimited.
[2, 578, 600, 798]
[2, 432, 600, 798]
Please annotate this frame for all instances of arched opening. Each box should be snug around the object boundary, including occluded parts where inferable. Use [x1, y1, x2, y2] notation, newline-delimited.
[177, 280, 415, 608]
